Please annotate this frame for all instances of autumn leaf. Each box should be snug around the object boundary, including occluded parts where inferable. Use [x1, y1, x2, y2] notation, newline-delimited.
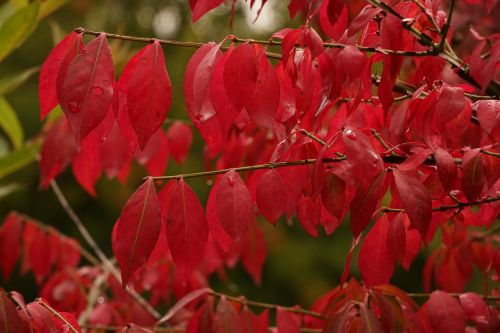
[113, 178, 162, 287]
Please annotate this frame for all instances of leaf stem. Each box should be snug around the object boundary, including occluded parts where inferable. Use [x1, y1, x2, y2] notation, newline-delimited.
[36, 299, 80, 333]
[380, 195, 500, 213]
[149, 158, 345, 181]
[209, 290, 326, 319]
[407, 292, 500, 301]
[75, 27, 498, 99]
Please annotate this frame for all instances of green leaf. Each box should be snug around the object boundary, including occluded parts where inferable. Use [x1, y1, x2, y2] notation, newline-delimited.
[0, 142, 40, 180]
[0, 3, 15, 27]
[0, 1, 40, 63]
[0, 182, 23, 200]
[0, 96, 23, 149]
[0, 66, 39, 95]
[11, 0, 29, 11]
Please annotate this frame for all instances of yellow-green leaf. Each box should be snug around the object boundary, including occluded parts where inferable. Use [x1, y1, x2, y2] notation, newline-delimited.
[0, 142, 40, 180]
[0, 96, 23, 148]
[0, 1, 40, 63]
[0, 66, 39, 95]
[10, 0, 29, 11]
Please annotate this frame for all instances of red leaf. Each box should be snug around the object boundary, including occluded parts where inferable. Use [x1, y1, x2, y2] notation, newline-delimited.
[277, 307, 300, 333]
[39, 117, 78, 189]
[58, 33, 115, 142]
[215, 170, 254, 242]
[27, 301, 57, 333]
[72, 132, 102, 196]
[378, 14, 403, 111]
[28, 228, 54, 284]
[297, 195, 320, 237]
[0, 290, 28, 333]
[0, 213, 23, 280]
[359, 215, 395, 287]
[187, 300, 214, 333]
[55, 237, 80, 270]
[39, 32, 82, 120]
[321, 171, 346, 220]
[434, 147, 457, 192]
[166, 121, 192, 164]
[223, 43, 258, 111]
[184, 42, 224, 151]
[240, 306, 267, 333]
[113, 178, 162, 287]
[393, 168, 432, 238]
[207, 179, 234, 252]
[135, 129, 170, 177]
[54, 312, 82, 333]
[166, 179, 208, 279]
[461, 148, 486, 202]
[386, 212, 406, 263]
[190, 0, 225, 22]
[459, 292, 490, 325]
[349, 171, 385, 236]
[245, 49, 280, 129]
[213, 297, 242, 333]
[125, 40, 172, 149]
[256, 169, 287, 224]
[319, 0, 348, 40]
[241, 223, 266, 285]
[426, 291, 465, 333]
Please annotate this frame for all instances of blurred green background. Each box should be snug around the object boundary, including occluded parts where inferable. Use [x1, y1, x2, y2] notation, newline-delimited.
[0, 0, 463, 310]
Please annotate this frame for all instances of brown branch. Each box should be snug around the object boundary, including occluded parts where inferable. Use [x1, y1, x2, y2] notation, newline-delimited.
[439, 0, 455, 51]
[36, 299, 80, 333]
[76, 27, 498, 98]
[408, 292, 500, 302]
[78, 27, 436, 58]
[366, 0, 435, 46]
[149, 158, 344, 181]
[297, 129, 326, 145]
[80, 324, 322, 333]
[410, 0, 440, 33]
[380, 196, 500, 214]
[208, 291, 326, 320]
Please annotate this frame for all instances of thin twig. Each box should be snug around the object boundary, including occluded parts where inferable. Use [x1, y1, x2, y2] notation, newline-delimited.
[80, 324, 322, 333]
[380, 196, 500, 214]
[481, 150, 500, 158]
[149, 158, 344, 181]
[367, 0, 435, 46]
[407, 292, 500, 301]
[79, 28, 435, 57]
[297, 129, 326, 145]
[49, 180, 161, 320]
[410, 0, 440, 33]
[209, 291, 326, 319]
[76, 27, 499, 98]
[36, 299, 80, 333]
[439, 0, 455, 51]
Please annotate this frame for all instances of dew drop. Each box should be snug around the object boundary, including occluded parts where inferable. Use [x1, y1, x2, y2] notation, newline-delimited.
[69, 101, 80, 113]
[344, 129, 357, 141]
[141, 58, 147, 64]
[103, 80, 111, 85]
[92, 87, 104, 96]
